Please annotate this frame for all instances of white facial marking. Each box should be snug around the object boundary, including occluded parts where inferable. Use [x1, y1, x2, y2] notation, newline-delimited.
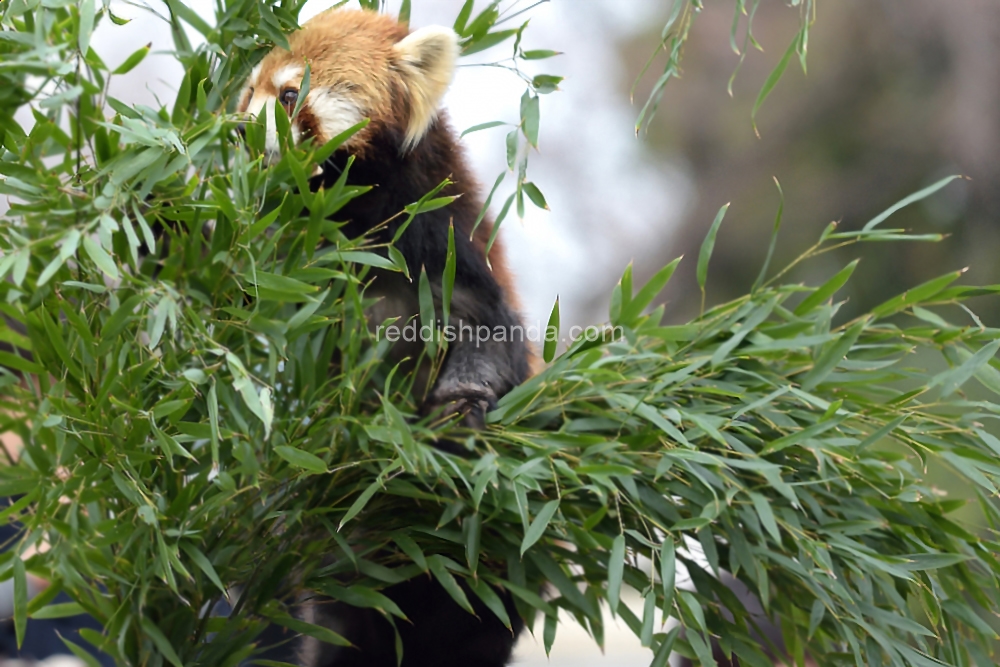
[272, 64, 304, 92]
[307, 88, 363, 141]
[242, 70, 359, 164]
[244, 92, 281, 161]
[241, 65, 302, 163]
[245, 92, 269, 119]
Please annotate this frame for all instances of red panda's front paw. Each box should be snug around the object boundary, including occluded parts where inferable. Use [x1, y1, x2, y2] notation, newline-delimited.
[423, 383, 498, 430]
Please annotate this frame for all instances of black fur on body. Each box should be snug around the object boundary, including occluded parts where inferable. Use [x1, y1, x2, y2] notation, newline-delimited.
[293, 116, 530, 667]
[315, 110, 532, 429]
[298, 576, 523, 667]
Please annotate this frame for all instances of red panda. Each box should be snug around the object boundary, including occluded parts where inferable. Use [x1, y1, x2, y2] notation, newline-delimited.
[236, 8, 529, 667]
[236, 8, 533, 432]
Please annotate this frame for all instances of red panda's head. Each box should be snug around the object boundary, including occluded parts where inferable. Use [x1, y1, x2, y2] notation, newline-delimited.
[236, 8, 459, 161]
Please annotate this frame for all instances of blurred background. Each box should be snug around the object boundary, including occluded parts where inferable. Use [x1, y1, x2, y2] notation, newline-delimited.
[6, 0, 1000, 665]
[426, 0, 1000, 337]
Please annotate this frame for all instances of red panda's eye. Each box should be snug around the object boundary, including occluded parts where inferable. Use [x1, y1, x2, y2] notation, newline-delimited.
[280, 89, 298, 107]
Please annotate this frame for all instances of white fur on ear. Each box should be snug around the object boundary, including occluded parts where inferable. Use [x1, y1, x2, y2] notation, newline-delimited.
[393, 25, 460, 150]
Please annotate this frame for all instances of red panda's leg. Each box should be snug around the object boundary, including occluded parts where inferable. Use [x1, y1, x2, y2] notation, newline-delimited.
[422, 285, 531, 428]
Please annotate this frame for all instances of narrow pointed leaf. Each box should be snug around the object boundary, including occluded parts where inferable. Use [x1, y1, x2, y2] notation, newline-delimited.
[607, 533, 626, 615]
[521, 499, 559, 556]
[697, 203, 730, 300]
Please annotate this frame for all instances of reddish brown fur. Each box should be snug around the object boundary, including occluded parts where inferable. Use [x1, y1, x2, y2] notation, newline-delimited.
[241, 10, 411, 150]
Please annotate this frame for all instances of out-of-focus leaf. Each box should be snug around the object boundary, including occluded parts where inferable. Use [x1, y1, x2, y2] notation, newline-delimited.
[697, 203, 730, 309]
[460, 121, 507, 138]
[863, 175, 963, 231]
[522, 49, 561, 60]
[752, 36, 797, 136]
[520, 91, 540, 147]
[82, 235, 119, 280]
[114, 43, 150, 75]
[140, 618, 183, 667]
[930, 339, 1000, 397]
[78, 0, 96, 56]
[13, 557, 26, 648]
[274, 446, 327, 475]
[262, 607, 350, 648]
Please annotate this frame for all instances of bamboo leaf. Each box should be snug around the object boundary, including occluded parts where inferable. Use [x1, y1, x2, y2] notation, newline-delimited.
[114, 43, 150, 75]
[871, 271, 964, 319]
[418, 266, 436, 354]
[82, 235, 119, 280]
[460, 121, 507, 138]
[428, 555, 474, 614]
[801, 317, 869, 390]
[752, 177, 784, 292]
[621, 256, 682, 325]
[522, 49, 561, 60]
[762, 415, 847, 455]
[13, 557, 26, 648]
[752, 36, 797, 136]
[520, 91, 540, 148]
[794, 260, 859, 316]
[863, 175, 963, 231]
[522, 181, 548, 210]
[651, 627, 682, 667]
[521, 499, 559, 556]
[930, 339, 1000, 397]
[275, 446, 328, 475]
[443, 226, 456, 329]
[262, 608, 351, 648]
[140, 618, 183, 667]
[749, 491, 781, 543]
[607, 533, 626, 615]
[697, 203, 730, 310]
[660, 538, 676, 614]
[179, 543, 227, 595]
[78, 0, 96, 55]
[58, 636, 105, 667]
[340, 479, 383, 529]
[543, 297, 560, 363]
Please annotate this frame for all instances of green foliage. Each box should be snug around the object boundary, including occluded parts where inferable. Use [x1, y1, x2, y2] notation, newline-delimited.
[1, 2, 999, 667]
[453, 0, 562, 242]
[633, 0, 817, 135]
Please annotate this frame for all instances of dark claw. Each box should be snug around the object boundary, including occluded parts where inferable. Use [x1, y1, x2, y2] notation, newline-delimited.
[422, 386, 497, 430]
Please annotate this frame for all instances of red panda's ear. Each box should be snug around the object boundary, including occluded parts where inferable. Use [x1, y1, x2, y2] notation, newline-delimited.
[393, 26, 460, 150]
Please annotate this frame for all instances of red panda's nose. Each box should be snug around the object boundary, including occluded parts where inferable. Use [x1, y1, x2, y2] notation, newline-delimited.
[236, 122, 247, 139]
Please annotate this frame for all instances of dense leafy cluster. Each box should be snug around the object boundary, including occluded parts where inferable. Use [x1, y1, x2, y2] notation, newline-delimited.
[1, 2, 999, 667]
